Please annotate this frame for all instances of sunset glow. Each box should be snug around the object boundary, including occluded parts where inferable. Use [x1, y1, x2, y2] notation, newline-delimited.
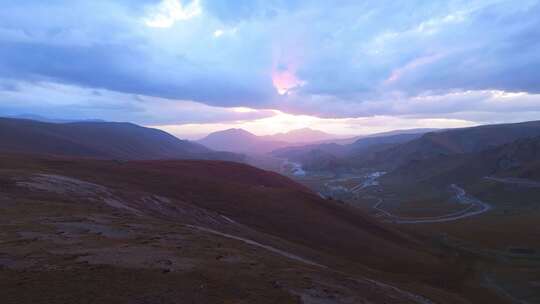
[153, 109, 477, 140]
[272, 68, 304, 95]
[2, 0, 539, 139]
[3, 2, 540, 302]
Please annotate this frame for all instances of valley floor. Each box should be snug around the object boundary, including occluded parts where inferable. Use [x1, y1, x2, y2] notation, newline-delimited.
[286, 168, 540, 304]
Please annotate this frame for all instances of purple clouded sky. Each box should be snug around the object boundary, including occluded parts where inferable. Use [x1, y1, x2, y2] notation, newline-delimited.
[0, 0, 539, 138]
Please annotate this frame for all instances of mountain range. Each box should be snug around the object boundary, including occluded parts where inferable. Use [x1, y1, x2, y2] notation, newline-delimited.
[1, 116, 540, 303]
[274, 121, 540, 173]
[272, 129, 436, 171]
[383, 126, 540, 189]
[197, 127, 341, 154]
[0, 117, 243, 162]
[262, 127, 339, 143]
[371, 120, 540, 171]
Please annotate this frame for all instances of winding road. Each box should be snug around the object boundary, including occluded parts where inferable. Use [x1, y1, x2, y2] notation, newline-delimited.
[188, 224, 435, 304]
[372, 184, 492, 224]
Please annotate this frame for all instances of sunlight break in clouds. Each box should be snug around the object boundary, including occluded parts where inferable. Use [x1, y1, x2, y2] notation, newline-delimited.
[272, 44, 306, 95]
[213, 29, 224, 37]
[272, 69, 304, 95]
[145, 0, 202, 28]
[152, 110, 477, 140]
[272, 64, 305, 95]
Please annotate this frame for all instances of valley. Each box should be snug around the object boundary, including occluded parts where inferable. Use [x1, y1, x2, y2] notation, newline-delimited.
[279, 167, 540, 303]
[4, 1, 540, 302]
[3, 2, 540, 303]
[272, 121, 540, 304]
[1, 117, 539, 303]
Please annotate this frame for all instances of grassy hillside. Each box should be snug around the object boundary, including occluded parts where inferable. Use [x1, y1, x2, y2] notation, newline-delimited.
[0, 154, 506, 303]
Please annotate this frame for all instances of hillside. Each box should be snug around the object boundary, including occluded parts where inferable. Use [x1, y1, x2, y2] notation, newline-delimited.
[370, 120, 540, 170]
[262, 128, 338, 143]
[272, 129, 433, 171]
[0, 153, 493, 303]
[274, 121, 540, 173]
[198, 128, 341, 155]
[197, 128, 289, 154]
[384, 135, 540, 189]
[0, 118, 242, 161]
[357, 136, 540, 304]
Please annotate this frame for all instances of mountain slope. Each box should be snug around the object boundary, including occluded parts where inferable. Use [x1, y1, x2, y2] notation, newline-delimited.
[198, 128, 342, 155]
[368, 120, 540, 170]
[349, 132, 429, 152]
[262, 128, 338, 143]
[272, 129, 434, 171]
[273, 121, 540, 174]
[0, 118, 242, 161]
[0, 153, 490, 303]
[198, 128, 289, 154]
[385, 135, 540, 188]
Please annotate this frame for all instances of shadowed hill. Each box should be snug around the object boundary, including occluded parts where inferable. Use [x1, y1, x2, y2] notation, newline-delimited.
[262, 127, 338, 143]
[198, 128, 289, 154]
[0, 153, 506, 303]
[276, 121, 540, 172]
[0, 117, 243, 161]
[384, 135, 540, 189]
[271, 129, 432, 171]
[370, 120, 540, 170]
[0, 154, 447, 273]
[198, 128, 340, 155]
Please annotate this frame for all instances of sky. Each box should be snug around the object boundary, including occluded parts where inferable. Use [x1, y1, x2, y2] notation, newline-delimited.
[0, 0, 539, 139]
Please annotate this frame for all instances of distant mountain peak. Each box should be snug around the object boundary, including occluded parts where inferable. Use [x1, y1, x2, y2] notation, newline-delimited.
[221, 128, 254, 134]
[290, 127, 316, 132]
[265, 128, 337, 143]
[284, 127, 326, 135]
[197, 127, 343, 154]
[201, 128, 257, 139]
[197, 128, 270, 154]
[279, 127, 325, 134]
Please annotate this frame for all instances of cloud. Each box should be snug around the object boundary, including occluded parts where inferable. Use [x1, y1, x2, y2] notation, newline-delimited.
[0, 0, 539, 131]
[145, 0, 202, 28]
[0, 81, 276, 125]
[273, 89, 540, 124]
[200, 0, 300, 24]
